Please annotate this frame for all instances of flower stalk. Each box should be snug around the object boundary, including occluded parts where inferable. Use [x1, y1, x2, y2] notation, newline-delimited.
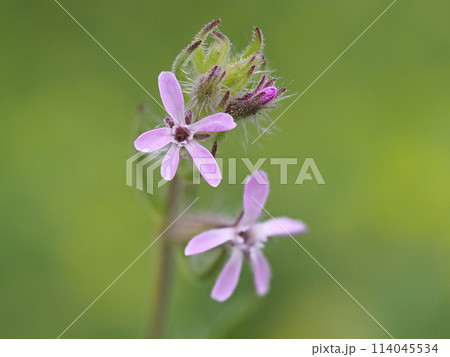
[148, 174, 181, 338]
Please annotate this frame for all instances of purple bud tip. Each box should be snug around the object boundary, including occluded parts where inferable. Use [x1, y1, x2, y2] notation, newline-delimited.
[187, 40, 202, 53]
[202, 20, 220, 35]
[247, 65, 256, 77]
[253, 28, 262, 43]
[258, 87, 277, 104]
[213, 31, 227, 41]
[208, 65, 219, 79]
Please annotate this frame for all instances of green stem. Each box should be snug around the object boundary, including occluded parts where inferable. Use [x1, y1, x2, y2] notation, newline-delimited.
[149, 175, 182, 338]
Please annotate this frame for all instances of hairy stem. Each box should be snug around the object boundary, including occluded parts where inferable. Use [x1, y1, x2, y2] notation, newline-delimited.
[149, 175, 182, 338]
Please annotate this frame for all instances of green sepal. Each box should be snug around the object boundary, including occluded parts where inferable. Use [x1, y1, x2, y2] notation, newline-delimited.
[191, 20, 221, 74]
[222, 52, 265, 94]
[203, 31, 231, 70]
[192, 47, 206, 74]
[239, 27, 264, 59]
[172, 20, 221, 78]
[172, 40, 202, 79]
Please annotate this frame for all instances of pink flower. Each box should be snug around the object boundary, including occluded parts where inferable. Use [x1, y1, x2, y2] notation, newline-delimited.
[134, 71, 236, 187]
[185, 170, 307, 301]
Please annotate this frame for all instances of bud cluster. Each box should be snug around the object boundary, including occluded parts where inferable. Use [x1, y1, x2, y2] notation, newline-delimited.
[172, 20, 286, 123]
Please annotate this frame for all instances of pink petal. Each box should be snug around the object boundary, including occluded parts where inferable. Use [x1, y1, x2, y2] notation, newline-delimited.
[160, 144, 180, 180]
[185, 141, 221, 187]
[260, 217, 307, 237]
[211, 248, 243, 302]
[158, 71, 185, 124]
[258, 87, 277, 104]
[241, 170, 269, 225]
[184, 227, 235, 255]
[190, 113, 236, 133]
[250, 249, 271, 296]
[134, 128, 172, 153]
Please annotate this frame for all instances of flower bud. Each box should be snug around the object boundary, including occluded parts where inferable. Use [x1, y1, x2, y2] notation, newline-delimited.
[170, 20, 287, 124]
[192, 65, 226, 115]
[225, 77, 284, 120]
[257, 87, 277, 105]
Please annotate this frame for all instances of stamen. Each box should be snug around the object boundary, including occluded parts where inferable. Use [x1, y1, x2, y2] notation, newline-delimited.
[185, 110, 192, 125]
[164, 117, 175, 128]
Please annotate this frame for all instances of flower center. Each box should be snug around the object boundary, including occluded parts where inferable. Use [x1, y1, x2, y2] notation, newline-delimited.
[233, 225, 265, 251]
[238, 230, 250, 242]
[172, 125, 191, 146]
[235, 228, 258, 250]
[175, 127, 189, 142]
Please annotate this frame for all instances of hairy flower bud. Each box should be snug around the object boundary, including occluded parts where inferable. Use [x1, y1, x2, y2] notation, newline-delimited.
[170, 20, 287, 132]
[225, 76, 284, 119]
[192, 66, 226, 114]
[257, 87, 277, 105]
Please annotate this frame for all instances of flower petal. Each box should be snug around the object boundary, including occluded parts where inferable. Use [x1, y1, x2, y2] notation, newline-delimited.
[185, 141, 221, 187]
[250, 248, 271, 296]
[134, 128, 171, 153]
[160, 144, 180, 180]
[158, 71, 185, 124]
[184, 227, 235, 255]
[190, 113, 236, 133]
[241, 170, 269, 225]
[259, 217, 307, 237]
[211, 248, 243, 302]
[258, 87, 277, 104]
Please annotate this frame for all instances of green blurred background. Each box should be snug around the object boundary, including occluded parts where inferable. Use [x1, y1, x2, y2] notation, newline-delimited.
[1, 0, 449, 338]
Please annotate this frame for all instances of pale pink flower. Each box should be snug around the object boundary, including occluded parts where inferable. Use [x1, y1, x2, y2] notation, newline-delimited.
[134, 71, 236, 187]
[185, 170, 307, 301]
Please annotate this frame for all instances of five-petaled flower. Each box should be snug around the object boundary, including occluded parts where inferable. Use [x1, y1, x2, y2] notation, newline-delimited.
[185, 170, 307, 301]
[134, 71, 236, 187]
